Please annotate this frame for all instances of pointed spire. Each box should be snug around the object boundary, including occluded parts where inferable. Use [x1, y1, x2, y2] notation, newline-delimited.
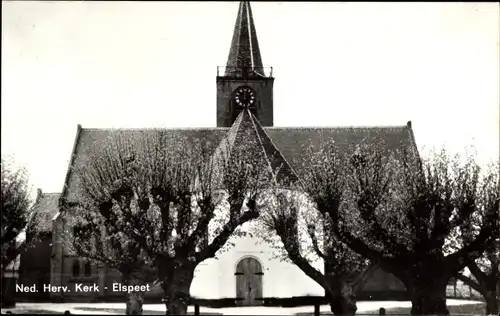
[225, 1, 265, 77]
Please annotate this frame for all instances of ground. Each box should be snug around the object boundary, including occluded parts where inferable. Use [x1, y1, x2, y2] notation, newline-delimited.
[0, 300, 485, 315]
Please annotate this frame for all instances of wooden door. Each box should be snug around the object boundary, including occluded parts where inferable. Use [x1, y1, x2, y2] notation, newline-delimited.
[235, 257, 263, 306]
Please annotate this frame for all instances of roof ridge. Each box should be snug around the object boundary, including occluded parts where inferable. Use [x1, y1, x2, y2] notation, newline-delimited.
[249, 112, 299, 183]
[81, 127, 231, 131]
[79, 125, 409, 131]
[248, 110, 278, 184]
[60, 124, 82, 207]
[211, 111, 244, 162]
[264, 125, 408, 130]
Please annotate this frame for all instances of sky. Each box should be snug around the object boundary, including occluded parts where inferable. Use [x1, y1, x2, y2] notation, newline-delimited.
[2, 1, 499, 199]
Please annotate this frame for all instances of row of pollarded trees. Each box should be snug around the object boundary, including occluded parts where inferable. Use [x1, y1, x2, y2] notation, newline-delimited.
[59, 131, 498, 315]
[259, 142, 499, 316]
[61, 131, 274, 315]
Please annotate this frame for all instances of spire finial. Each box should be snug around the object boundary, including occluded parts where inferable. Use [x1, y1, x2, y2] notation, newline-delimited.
[225, 1, 265, 77]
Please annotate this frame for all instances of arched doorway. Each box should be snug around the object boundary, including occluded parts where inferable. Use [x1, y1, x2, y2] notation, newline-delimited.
[235, 256, 263, 306]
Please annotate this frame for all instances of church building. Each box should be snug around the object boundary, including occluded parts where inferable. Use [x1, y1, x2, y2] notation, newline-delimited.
[21, 1, 413, 304]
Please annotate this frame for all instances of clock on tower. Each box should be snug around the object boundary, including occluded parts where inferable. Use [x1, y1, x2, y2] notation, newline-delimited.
[234, 87, 256, 108]
[232, 86, 258, 118]
[215, 0, 274, 127]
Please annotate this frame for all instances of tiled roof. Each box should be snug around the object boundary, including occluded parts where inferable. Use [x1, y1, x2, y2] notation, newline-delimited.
[265, 124, 417, 172]
[211, 109, 298, 186]
[61, 122, 417, 204]
[28, 192, 61, 232]
[62, 127, 229, 202]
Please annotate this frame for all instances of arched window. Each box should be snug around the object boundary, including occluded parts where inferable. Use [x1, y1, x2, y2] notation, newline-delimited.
[72, 260, 80, 277]
[84, 261, 92, 277]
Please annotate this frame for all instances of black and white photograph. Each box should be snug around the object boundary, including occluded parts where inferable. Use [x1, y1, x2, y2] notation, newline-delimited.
[1, 1, 499, 315]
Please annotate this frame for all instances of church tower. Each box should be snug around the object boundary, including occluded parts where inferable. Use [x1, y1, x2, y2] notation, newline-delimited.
[216, 1, 274, 127]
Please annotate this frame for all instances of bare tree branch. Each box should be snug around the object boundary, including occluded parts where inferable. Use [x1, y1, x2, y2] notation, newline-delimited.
[64, 130, 272, 315]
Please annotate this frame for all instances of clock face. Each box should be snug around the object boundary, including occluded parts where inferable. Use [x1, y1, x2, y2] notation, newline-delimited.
[234, 87, 256, 107]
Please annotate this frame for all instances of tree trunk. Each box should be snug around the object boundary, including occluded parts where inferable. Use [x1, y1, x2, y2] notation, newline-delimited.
[484, 285, 499, 315]
[1, 273, 16, 308]
[126, 291, 144, 315]
[123, 274, 144, 315]
[162, 266, 195, 315]
[485, 291, 499, 315]
[327, 294, 357, 316]
[407, 276, 449, 316]
[326, 280, 357, 316]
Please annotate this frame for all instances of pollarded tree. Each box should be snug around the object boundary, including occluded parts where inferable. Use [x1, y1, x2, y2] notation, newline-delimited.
[1, 158, 32, 275]
[333, 146, 499, 315]
[456, 240, 499, 315]
[63, 130, 270, 315]
[1, 158, 33, 308]
[258, 143, 380, 316]
[451, 162, 499, 315]
[61, 133, 162, 315]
